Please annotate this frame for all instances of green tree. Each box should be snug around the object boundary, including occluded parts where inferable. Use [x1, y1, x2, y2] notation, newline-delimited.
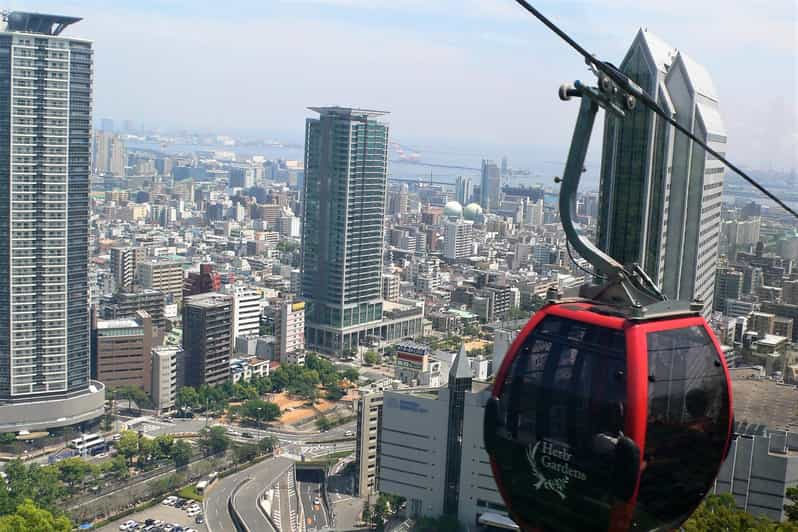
[115, 430, 139, 465]
[240, 399, 281, 425]
[363, 351, 380, 366]
[55, 457, 93, 490]
[325, 382, 345, 401]
[316, 416, 333, 432]
[137, 437, 158, 468]
[258, 436, 277, 455]
[176, 386, 199, 409]
[0, 433, 16, 445]
[100, 455, 129, 480]
[340, 367, 359, 383]
[170, 440, 192, 469]
[0, 498, 71, 532]
[463, 323, 480, 337]
[154, 434, 175, 459]
[786, 487, 798, 522]
[198, 426, 230, 456]
[683, 494, 794, 531]
[233, 443, 259, 464]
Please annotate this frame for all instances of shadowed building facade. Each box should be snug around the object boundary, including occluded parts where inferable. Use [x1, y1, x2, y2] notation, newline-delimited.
[596, 29, 726, 316]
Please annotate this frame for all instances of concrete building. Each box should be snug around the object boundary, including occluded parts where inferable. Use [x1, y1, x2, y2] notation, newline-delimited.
[379, 348, 514, 527]
[455, 176, 473, 205]
[139, 258, 184, 302]
[523, 198, 544, 227]
[443, 219, 474, 261]
[94, 130, 126, 176]
[355, 386, 386, 497]
[101, 289, 166, 329]
[275, 300, 305, 365]
[92, 312, 154, 394]
[183, 263, 221, 298]
[596, 29, 726, 317]
[151, 346, 179, 413]
[749, 312, 776, 337]
[110, 246, 144, 292]
[714, 268, 744, 313]
[0, 12, 105, 431]
[182, 293, 233, 387]
[228, 285, 262, 338]
[394, 342, 442, 387]
[712, 368, 798, 521]
[382, 274, 400, 302]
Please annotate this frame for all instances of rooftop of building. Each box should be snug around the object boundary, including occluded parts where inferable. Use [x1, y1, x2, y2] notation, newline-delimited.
[96, 318, 140, 330]
[731, 367, 798, 433]
[2, 11, 81, 36]
[184, 292, 232, 308]
[756, 334, 788, 347]
[307, 106, 389, 118]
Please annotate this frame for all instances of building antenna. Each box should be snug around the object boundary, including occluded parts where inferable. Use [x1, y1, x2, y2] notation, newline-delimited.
[511, 0, 798, 220]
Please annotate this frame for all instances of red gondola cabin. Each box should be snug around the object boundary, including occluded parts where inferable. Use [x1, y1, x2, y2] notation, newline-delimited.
[484, 301, 733, 532]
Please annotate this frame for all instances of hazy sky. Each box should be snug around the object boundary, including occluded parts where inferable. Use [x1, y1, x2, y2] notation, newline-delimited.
[10, 0, 798, 171]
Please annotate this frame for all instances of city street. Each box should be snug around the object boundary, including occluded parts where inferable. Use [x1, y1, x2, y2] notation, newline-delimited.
[296, 469, 329, 532]
[231, 457, 293, 532]
[203, 456, 290, 532]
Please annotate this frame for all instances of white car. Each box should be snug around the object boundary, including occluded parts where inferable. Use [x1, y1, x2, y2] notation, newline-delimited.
[162, 496, 177, 505]
[119, 520, 137, 531]
[314, 496, 321, 505]
[187, 508, 201, 517]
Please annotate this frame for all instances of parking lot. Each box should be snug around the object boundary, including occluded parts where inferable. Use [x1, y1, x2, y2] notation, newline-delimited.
[96, 496, 208, 532]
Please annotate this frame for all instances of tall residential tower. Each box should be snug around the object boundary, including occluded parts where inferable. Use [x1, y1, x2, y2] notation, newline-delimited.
[596, 29, 726, 315]
[0, 12, 104, 431]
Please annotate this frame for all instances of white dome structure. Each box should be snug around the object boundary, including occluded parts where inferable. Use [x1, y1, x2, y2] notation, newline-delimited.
[463, 202, 483, 221]
[444, 201, 463, 219]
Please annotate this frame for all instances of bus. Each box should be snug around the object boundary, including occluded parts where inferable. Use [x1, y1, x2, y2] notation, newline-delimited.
[68, 433, 108, 457]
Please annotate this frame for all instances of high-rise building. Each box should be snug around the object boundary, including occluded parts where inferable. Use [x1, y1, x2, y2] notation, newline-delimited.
[382, 274, 400, 302]
[151, 346, 179, 413]
[182, 293, 233, 387]
[0, 13, 105, 431]
[596, 29, 725, 316]
[355, 386, 385, 497]
[523, 198, 544, 227]
[91, 311, 153, 394]
[388, 183, 409, 217]
[479, 160, 501, 212]
[455, 176, 473, 205]
[301, 107, 388, 353]
[443, 219, 474, 261]
[714, 268, 743, 313]
[138, 258, 184, 302]
[275, 300, 305, 365]
[94, 130, 126, 176]
[228, 285, 262, 338]
[110, 246, 144, 292]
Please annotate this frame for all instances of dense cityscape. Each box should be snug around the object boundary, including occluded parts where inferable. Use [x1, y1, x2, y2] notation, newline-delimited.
[0, 6, 796, 532]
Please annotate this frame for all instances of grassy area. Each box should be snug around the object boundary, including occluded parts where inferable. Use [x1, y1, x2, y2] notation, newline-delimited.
[177, 484, 203, 502]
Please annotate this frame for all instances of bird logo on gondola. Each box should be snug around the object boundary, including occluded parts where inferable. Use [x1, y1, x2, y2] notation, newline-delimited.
[527, 441, 569, 500]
